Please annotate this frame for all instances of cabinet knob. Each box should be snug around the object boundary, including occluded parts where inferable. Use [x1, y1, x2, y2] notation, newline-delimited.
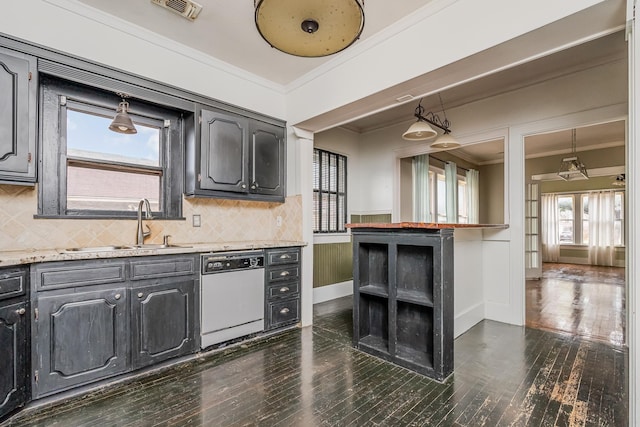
[279, 271, 290, 277]
[241, 183, 247, 189]
[114, 293, 122, 300]
[279, 287, 290, 293]
[17, 308, 26, 315]
[138, 292, 144, 298]
[251, 185, 256, 190]
[280, 307, 290, 314]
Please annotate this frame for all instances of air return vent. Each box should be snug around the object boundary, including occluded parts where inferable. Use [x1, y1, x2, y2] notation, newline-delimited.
[151, 0, 203, 21]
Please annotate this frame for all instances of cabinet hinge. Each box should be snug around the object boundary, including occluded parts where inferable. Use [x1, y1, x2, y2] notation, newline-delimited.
[27, 152, 32, 163]
[34, 308, 38, 321]
[198, 116, 202, 124]
[197, 174, 201, 182]
[34, 370, 39, 384]
[164, 119, 171, 128]
[60, 96, 67, 106]
[28, 71, 32, 81]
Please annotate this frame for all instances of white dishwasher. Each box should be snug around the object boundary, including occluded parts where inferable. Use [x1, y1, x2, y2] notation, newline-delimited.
[200, 251, 265, 349]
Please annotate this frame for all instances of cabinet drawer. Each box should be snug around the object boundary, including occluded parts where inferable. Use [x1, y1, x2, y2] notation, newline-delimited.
[266, 265, 299, 283]
[267, 298, 300, 329]
[129, 256, 196, 280]
[266, 281, 299, 300]
[267, 248, 300, 266]
[34, 260, 126, 291]
[0, 268, 27, 300]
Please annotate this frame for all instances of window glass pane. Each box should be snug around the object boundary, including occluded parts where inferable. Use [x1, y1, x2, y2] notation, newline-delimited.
[312, 191, 319, 232]
[458, 179, 468, 223]
[67, 165, 160, 211]
[582, 195, 589, 244]
[313, 148, 347, 233]
[557, 196, 574, 243]
[437, 173, 446, 222]
[614, 193, 623, 220]
[614, 221, 622, 246]
[67, 110, 160, 167]
[313, 150, 319, 189]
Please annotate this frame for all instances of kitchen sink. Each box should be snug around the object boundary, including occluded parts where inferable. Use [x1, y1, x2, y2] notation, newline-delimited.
[63, 245, 136, 252]
[131, 244, 192, 249]
[62, 244, 191, 253]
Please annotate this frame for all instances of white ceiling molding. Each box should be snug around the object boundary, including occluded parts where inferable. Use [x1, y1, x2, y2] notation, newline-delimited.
[43, 0, 285, 93]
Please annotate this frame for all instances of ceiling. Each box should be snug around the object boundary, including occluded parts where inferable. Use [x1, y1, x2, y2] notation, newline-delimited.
[77, 0, 436, 85]
[76, 0, 626, 162]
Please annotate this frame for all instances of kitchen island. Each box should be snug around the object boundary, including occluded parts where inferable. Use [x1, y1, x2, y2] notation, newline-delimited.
[348, 222, 507, 381]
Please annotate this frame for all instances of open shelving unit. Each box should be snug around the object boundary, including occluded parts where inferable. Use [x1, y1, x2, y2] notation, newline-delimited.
[352, 228, 453, 381]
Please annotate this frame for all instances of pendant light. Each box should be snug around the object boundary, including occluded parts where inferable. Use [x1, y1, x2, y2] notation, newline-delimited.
[254, 0, 365, 57]
[557, 129, 588, 181]
[109, 95, 137, 135]
[402, 95, 460, 149]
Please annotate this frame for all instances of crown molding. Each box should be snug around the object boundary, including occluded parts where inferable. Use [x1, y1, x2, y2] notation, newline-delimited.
[43, 0, 285, 94]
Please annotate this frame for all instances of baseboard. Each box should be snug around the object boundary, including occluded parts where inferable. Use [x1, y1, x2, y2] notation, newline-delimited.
[454, 302, 484, 338]
[313, 280, 353, 304]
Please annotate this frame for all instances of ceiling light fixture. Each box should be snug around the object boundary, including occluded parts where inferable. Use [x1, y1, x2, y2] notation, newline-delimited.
[402, 95, 460, 149]
[557, 128, 588, 181]
[254, 0, 365, 57]
[109, 94, 137, 135]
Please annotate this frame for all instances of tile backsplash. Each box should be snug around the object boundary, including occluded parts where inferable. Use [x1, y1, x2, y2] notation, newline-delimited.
[0, 185, 302, 251]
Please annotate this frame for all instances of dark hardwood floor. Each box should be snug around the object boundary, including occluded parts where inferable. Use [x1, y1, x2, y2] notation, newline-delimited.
[526, 263, 626, 346]
[2, 296, 628, 426]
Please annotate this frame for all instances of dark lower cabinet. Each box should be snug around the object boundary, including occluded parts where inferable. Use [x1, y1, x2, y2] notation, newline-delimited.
[33, 287, 129, 398]
[264, 247, 301, 331]
[0, 301, 28, 420]
[131, 279, 196, 369]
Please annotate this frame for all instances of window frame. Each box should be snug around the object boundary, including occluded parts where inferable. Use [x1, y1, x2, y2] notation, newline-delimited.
[38, 75, 184, 219]
[313, 148, 347, 233]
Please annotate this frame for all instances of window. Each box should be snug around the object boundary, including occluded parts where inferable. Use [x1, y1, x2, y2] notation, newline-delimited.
[313, 148, 347, 233]
[39, 76, 184, 219]
[557, 195, 575, 243]
[550, 191, 625, 246]
[426, 166, 467, 223]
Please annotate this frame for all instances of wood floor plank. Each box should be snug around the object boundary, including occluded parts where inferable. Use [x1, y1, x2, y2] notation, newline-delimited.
[1, 296, 628, 427]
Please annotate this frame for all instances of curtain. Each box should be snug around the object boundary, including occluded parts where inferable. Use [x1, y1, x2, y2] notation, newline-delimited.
[466, 169, 479, 224]
[413, 154, 430, 222]
[588, 191, 616, 266]
[541, 194, 560, 262]
[445, 161, 458, 223]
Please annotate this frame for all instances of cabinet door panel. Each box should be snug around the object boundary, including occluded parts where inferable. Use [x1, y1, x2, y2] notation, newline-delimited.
[0, 48, 36, 182]
[34, 288, 128, 398]
[0, 301, 27, 420]
[251, 122, 284, 197]
[200, 109, 248, 192]
[132, 280, 195, 369]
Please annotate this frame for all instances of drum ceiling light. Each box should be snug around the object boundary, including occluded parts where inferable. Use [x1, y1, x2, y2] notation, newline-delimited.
[254, 0, 365, 57]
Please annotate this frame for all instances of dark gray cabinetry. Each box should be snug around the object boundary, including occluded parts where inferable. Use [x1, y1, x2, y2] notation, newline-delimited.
[0, 267, 29, 421]
[0, 47, 37, 184]
[32, 255, 199, 398]
[186, 106, 285, 202]
[264, 247, 301, 330]
[33, 287, 128, 398]
[129, 255, 197, 369]
[352, 228, 453, 381]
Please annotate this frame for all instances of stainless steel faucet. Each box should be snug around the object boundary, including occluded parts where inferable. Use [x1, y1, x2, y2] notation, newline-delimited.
[136, 199, 154, 245]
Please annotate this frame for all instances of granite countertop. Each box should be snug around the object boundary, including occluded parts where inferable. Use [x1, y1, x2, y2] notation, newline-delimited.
[347, 222, 509, 230]
[0, 240, 307, 267]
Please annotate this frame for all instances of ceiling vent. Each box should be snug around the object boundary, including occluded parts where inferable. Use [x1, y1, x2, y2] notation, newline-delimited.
[151, 0, 202, 21]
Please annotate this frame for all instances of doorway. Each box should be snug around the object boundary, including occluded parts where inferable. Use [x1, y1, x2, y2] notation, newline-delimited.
[523, 121, 626, 346]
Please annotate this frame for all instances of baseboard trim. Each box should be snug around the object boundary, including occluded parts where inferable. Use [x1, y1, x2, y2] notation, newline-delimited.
[454, 302, 484, 338]
[313, 280, 353, 304]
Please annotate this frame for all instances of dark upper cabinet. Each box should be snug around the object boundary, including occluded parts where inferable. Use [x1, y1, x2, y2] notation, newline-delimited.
[250, 121, 284, 198]
[199, 109, 249, 193]
[0, 301, 28, 421]
[0, 47, 37, 184]
[33, 287, 129, 398]
[131, 279, 196, 370]
[186, 106, 285, 202]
